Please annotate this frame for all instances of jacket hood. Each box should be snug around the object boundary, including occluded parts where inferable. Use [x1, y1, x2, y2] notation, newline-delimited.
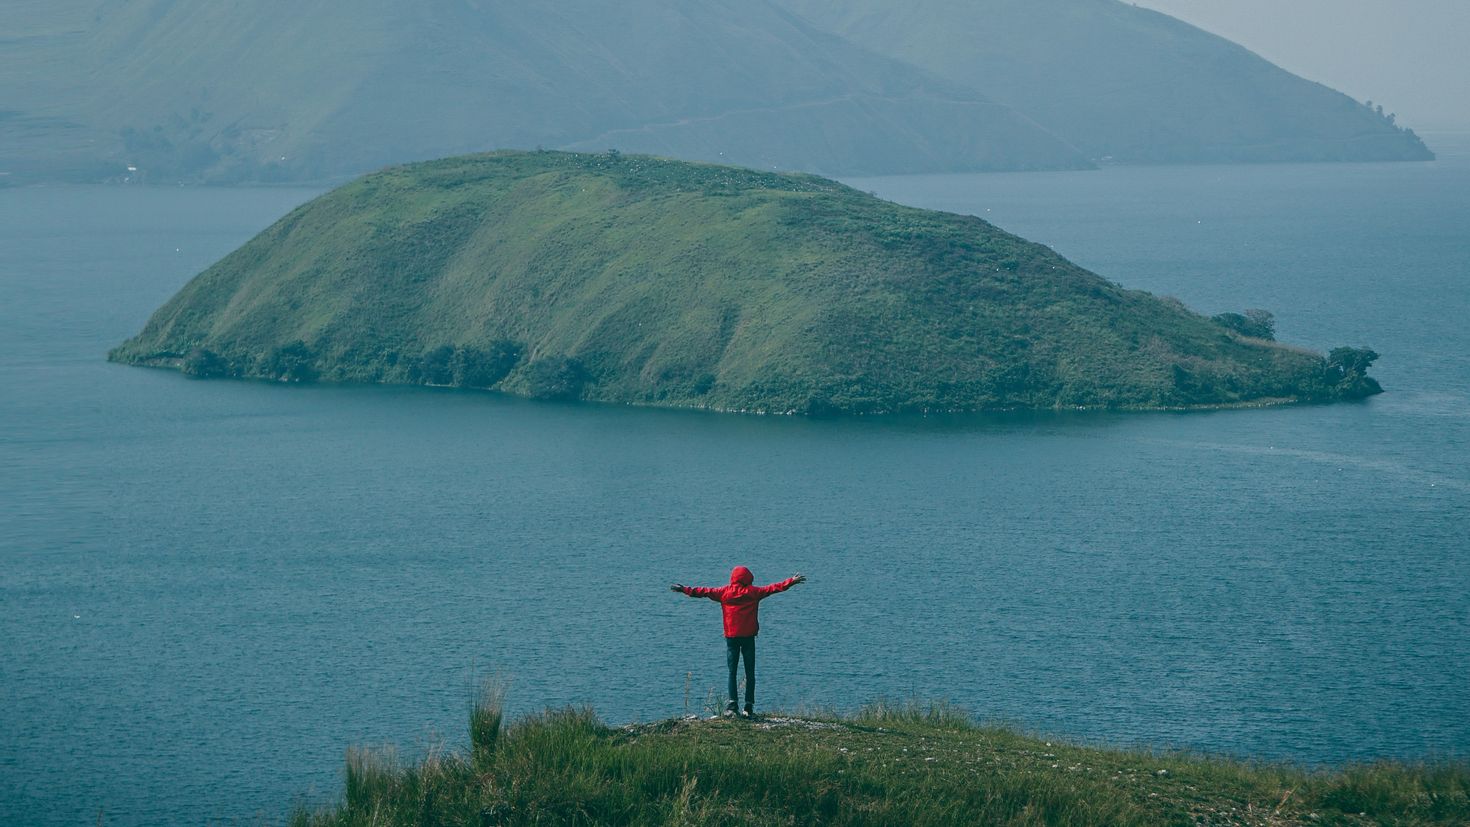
[730, 566, 753, 586]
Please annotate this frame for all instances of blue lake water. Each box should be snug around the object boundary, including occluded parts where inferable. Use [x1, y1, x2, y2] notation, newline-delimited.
[3, 137, 1469, 825]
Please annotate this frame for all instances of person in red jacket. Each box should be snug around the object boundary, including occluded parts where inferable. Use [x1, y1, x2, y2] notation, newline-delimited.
[671, 566, 806, 718]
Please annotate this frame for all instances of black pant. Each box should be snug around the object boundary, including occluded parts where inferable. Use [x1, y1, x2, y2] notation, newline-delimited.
[725, 636, 755, 708]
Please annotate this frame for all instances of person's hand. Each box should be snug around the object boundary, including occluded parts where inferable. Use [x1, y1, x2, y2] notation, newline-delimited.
[792, 573, 807, 585]
[670, 584, 686, 593]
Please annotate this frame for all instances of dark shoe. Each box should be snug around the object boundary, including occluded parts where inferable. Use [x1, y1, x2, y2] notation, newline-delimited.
[723, 700, 738, 717]
[742, 705, 755, 719]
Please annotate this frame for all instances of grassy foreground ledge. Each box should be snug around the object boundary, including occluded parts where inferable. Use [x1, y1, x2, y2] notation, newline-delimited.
[290, 696, 1468, 826]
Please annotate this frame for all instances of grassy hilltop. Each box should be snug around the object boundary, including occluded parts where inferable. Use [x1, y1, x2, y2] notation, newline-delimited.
[290, 694, 1470, 826]
[111, 151, 1381, 415]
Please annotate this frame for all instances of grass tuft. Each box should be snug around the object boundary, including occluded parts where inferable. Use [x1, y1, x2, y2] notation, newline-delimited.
[469, 677, 506, 765]
[343, 745, 400, 816]
[854, 696, 974, 729]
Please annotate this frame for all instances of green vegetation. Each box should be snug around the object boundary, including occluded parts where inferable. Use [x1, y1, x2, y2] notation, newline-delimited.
[1327, 347, 1384, 399]
[111, 150, 1381, 414]
[290, 690, 1470, 826]
[780, 0, 1433, 164]
[1212, 309, 1277, 341]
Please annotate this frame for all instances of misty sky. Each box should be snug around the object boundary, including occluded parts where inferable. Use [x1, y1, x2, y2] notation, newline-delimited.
[1134, 0, 1470, 130]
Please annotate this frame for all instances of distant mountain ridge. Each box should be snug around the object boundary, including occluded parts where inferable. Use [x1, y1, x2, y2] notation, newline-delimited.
[0, 0, 1085, 184]
[779, 0, 1433, 164]
[2, 0, 1430, 185]
[110, 151, 1381, 413]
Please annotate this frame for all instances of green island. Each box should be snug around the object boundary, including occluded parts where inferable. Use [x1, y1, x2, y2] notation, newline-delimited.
[289, 691, 1469, 826]
[111, 150, 1381, 415]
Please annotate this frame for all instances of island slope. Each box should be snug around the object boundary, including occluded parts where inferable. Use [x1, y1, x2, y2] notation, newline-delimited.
[110, 151, 1380, 414]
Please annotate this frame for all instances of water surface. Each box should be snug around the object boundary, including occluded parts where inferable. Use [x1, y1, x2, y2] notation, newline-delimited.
[3, 142, 1468, 825]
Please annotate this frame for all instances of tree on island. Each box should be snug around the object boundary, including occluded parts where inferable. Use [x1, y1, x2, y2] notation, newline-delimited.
[1325, 346, 1382, 398]
[411, 342, 524, 388]
[1327, 346, 1378, 381]
[182, 347, 229, 378]
[1212, 308, 1276, 341]
[262, 340, 318, 382]
[418, 345, 457, 386]
[453, 341, 523, 389]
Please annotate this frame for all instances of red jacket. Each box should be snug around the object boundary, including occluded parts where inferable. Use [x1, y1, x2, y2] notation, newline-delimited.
[682, 566, 797, 638]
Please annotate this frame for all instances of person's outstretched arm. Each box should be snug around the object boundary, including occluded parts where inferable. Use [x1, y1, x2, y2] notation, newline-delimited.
[754, 573, 806, 597]
[671, 583, 724, 601]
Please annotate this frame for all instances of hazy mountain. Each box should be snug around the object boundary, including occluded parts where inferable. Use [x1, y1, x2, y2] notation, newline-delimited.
[780, 0, 1433, 163]
[0, 0, 1085, 184]
[111, 151, 1377, 413]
